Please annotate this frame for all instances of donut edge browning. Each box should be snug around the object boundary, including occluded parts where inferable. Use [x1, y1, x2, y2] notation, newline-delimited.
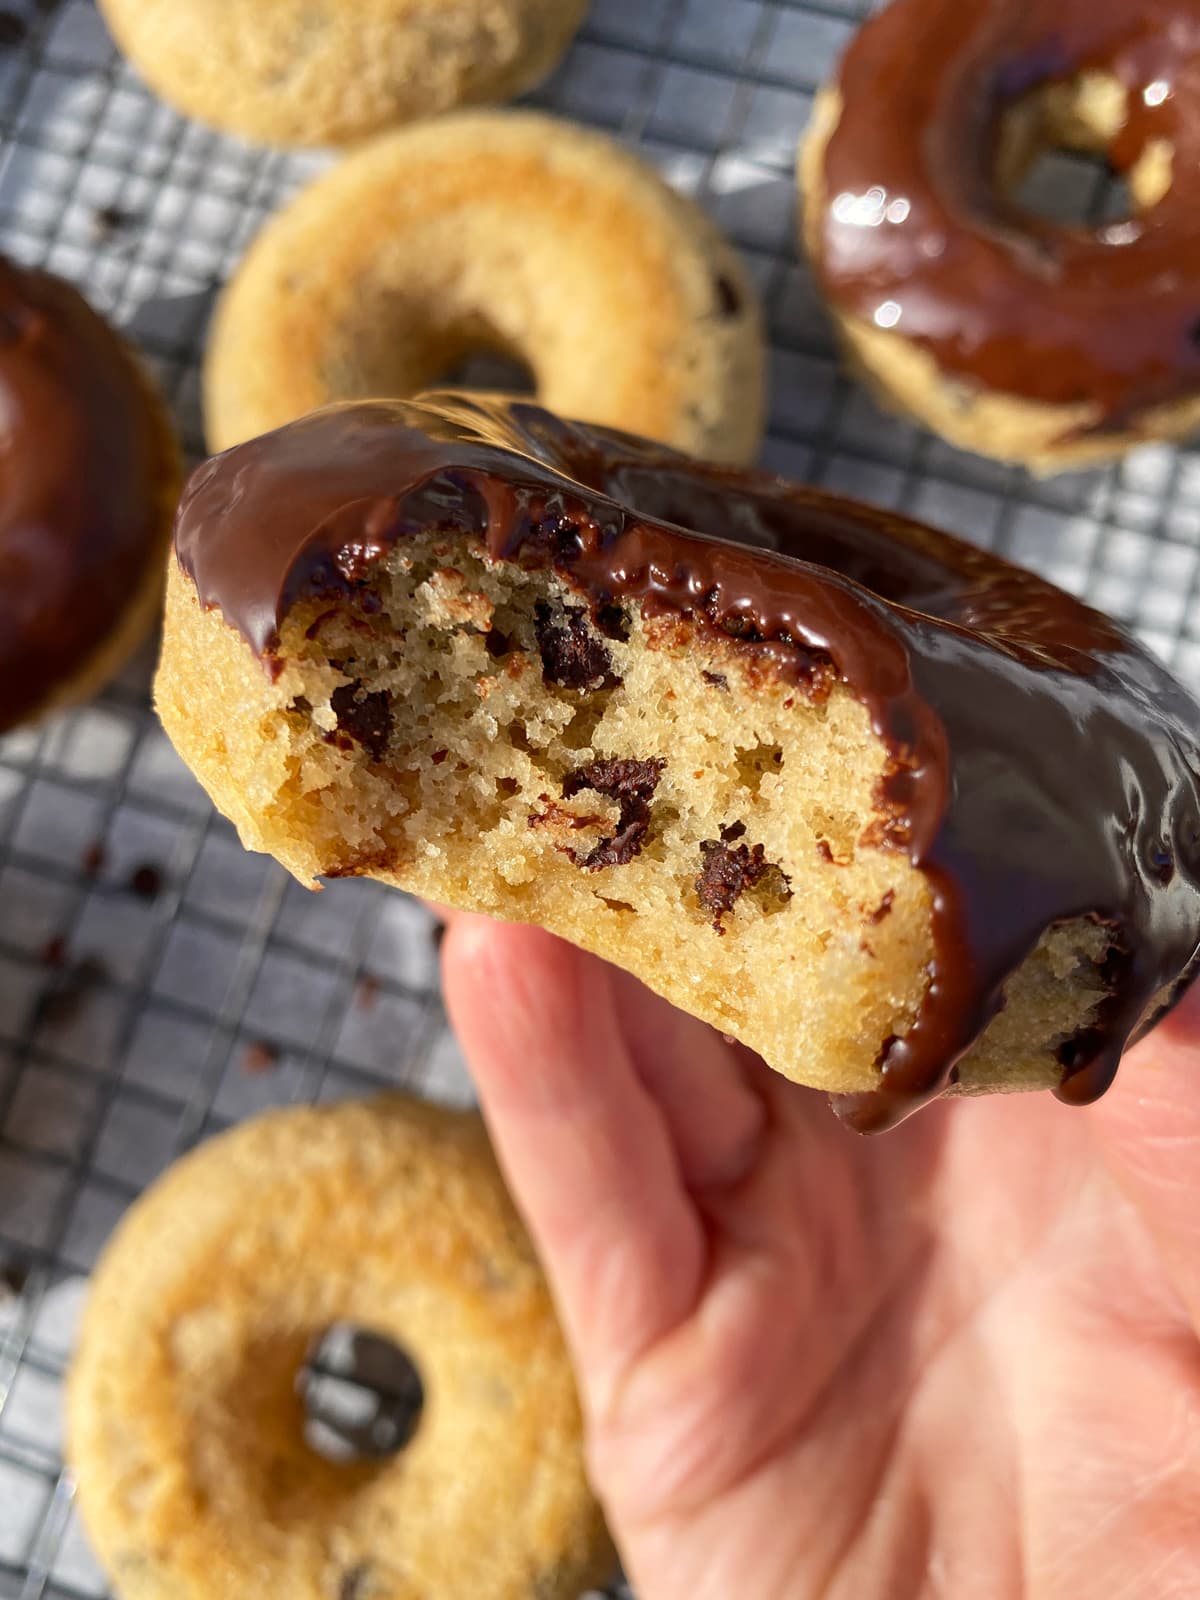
[202, 111, 766, 466]
[96, 0, 590, 147]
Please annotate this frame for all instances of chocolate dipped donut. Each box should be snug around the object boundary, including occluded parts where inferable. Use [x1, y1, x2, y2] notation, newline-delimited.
[0, 259, 180, 732]
[155, 394, 1200, 1129]
[800, 0, 1200, 471]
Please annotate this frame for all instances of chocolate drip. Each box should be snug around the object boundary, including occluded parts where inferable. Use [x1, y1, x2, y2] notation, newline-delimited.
[173, 394, 1200, 1128]
[816, 0, 1200, 433]
[0, 258, 169, 732]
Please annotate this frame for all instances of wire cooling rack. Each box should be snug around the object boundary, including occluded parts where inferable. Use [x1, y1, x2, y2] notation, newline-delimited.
[3, 0, 1200, 1594]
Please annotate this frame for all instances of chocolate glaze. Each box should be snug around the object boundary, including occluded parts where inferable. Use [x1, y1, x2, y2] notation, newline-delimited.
[0, 257, 170, 732]
[174, 394, 1200, 1129]
[816, 0, 1200, 434]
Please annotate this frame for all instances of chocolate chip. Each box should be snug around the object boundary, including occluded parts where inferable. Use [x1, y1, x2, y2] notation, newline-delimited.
[91, 204, 137, 239]
[533, 602, 616, 691]
[696, 839, 768, 932]
[484, 627, 511, 658]
[242, 1039, 280, 1075]
[596, 603, 630, 641]
[561, 757, 665, 869]
[330, 683, 393, 761]
[35, 955, 107, 1027]
[128, 864, 163, 901]
[299, 1325, 425, 1462]
[80, 840, 106, 877]
[0, 1259, 29, 1299]
[340, 1566, 373, 1600]
[869, 890, 895, 924]
[715, 273, 742, 316]
[696, 834, 791, 932]
[702, 670, 728, 690]
[528, 511, 583, 561]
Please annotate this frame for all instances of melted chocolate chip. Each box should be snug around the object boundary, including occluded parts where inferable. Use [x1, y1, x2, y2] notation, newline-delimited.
[299, 1324, 424, 1462]
[702, 670, 729, 690]
[484, 626, 511, 658]
[870, 890, 896, 924]
[715, 273, 742, 317]
[561, 757, 665, 869]
[533, 601, 616, 691]
[171, 395, 1200, 1130]
[697, 838, 769, 932]
[330, 683, 393, 761]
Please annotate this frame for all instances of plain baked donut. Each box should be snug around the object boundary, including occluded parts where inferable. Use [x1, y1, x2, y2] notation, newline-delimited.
[800, 0, 1200, 471]
[156, 393, 1200, 1131]
[204, 111, 766, 463]
[0, 257, 180, 733]
[67, 1095, 612, 1600]
[96, 0, 587, 147]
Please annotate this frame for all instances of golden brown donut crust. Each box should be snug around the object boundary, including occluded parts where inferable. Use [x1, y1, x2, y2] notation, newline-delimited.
[204, 112, 766, 463]
[67, 1096, 613, 1600]
[97, 0, 589, 147]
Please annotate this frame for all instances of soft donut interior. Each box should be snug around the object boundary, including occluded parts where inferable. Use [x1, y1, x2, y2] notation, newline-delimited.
[168, 530, 1119, 1100]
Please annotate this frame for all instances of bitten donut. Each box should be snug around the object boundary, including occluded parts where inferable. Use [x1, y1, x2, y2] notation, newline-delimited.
[96, 0, 587, 147]
[800, 0, 1200, 471]
[204, 111, 766, 463]
[156, 394, 1200, 1131]
[67, 1096, 611, 1600]
[0, 258, 180, 734]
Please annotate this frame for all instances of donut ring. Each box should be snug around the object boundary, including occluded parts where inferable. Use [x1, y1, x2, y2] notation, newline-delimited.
[67, 1096, 612, 1600]
[0, 257, 180, 733]
[800, 0, 1200, 470]
[204, 111, 766, 463]
[96, 0, 587, 148]
[157, 394, 1200, 1131]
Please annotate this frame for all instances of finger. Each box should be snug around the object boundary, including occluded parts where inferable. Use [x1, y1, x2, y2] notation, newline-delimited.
[1092, 979, 1200, 1332]
[441, 916, 707, 1380]
[607, 969, 768, 1195]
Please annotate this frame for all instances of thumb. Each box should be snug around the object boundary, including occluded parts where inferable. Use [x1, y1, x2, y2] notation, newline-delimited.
[1092, 981, 1200, 1333]
[441, 914, 706, 1387]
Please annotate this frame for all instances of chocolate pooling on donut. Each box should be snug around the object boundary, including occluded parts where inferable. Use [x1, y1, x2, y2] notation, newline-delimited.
[174, 393, 1200, 1129]
[816, 0, 1200, 433]
[298, 1323, 425, 1462]
[0, 257, 168, 731]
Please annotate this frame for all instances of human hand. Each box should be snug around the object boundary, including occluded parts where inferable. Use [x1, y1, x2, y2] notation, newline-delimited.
[441, 916, 1200, 1600]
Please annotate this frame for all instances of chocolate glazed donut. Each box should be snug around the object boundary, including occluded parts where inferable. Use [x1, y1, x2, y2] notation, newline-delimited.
[801, 0, 1200, 470]
[161, 394, 1200, 1130]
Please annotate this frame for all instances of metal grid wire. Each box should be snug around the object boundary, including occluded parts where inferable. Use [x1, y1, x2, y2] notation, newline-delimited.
[1, 0, 1200, 1592]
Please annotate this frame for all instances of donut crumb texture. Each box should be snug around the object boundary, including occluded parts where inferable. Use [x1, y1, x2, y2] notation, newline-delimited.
[160, 530, 1123, 1102]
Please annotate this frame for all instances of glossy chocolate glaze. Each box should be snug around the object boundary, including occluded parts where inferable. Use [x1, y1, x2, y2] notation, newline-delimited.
[174, 394, 1200, 1129]
[0, 258, 171, 732]
[816, 0, 1200, 432]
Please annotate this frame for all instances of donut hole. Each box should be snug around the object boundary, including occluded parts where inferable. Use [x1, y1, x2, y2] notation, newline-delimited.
[995, 70, 1173, 228]
[298, 1323, 425, 1465]
[320, 302, 537, 406]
